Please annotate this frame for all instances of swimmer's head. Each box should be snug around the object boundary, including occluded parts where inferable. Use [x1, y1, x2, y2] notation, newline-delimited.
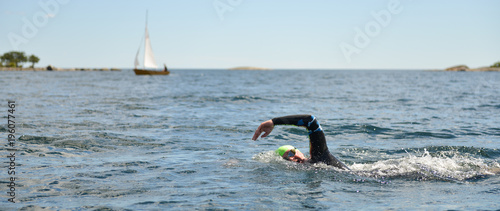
[276, 145, 306, 163]
[275, 145, 295, 157]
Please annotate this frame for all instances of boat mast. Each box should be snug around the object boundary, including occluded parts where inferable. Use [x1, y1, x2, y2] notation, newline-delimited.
[143, 10, 147, 70]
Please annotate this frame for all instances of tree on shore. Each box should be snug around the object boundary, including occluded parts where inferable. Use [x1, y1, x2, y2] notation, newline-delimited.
[28, 55, 40, 68]
[0, 54, 6, 67]
[1, 51, 28, 68]
[491, 61, 500, 68]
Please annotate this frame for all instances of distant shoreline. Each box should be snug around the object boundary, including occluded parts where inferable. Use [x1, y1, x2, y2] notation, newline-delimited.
[444, 65, 500, 72]
[2, 66, 499, 72]
[0, 67, 121, 71]
[228, 66, 272, 71]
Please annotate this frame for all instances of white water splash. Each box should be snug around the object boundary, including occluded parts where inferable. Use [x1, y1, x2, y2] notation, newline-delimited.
[252, 151, 287, 164]
[254, 149, 500, 181]
[350, 149, 499, 181]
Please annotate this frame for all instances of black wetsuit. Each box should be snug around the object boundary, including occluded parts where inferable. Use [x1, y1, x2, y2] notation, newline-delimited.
[272, 114, 349, 170]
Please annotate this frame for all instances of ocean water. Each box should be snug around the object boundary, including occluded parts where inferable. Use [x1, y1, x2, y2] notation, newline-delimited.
[1, 69, 499, 210]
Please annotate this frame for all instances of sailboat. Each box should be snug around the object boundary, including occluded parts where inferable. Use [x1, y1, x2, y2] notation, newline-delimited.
[134, 11, 170, 75]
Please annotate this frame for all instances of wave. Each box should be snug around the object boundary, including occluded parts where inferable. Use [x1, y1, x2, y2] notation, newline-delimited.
[350, 149, 499, 182]
[393, 131, 457, 139]
[479, 104, 500, 109]
[330, 124, 459, 139]
[172, 94, 265, 104]
[327, 123, 500, 139]
[253, 147, 500, 182]
[16, 134, 165, 154]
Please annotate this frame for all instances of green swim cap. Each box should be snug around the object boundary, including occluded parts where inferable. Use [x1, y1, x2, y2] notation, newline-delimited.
[275, 145, 295, 157]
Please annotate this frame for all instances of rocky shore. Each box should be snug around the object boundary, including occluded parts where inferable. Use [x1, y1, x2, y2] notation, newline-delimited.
[445, 65, 500, 72]
[0, 66, 121, 71]
[228, 66, 272, 71]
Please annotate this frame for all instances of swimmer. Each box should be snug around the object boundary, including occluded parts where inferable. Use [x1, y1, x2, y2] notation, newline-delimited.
[253, 114, 349, 170]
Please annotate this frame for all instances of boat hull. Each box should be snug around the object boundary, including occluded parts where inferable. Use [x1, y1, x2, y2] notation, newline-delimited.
[134, 69, 170, 75]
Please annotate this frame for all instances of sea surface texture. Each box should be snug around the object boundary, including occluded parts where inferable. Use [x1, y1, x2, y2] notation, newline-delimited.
[1, 69, 499, 210]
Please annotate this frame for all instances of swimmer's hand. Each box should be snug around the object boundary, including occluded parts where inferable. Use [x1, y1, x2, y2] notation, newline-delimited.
[252, 120, 274, 141]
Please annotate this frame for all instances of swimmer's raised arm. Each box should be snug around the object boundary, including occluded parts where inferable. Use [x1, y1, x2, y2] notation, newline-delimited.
[252, 115, 317, 141]
[252, 119, 274, 140]
[252, 115, 349, 170]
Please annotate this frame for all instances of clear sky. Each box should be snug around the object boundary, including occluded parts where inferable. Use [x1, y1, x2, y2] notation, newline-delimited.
[1, 0, 499, 69]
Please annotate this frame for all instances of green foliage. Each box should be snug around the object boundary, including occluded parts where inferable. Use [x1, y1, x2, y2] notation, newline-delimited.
[28, 55, 40, 68]
[1, 51, 28, 68]
[0, 55, 5, 67]
[491, 61, 500, 68]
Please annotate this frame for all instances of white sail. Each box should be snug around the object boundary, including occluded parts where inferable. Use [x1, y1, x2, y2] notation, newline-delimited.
[143, 26, 157, 69]
[134, 45, 140, 68]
